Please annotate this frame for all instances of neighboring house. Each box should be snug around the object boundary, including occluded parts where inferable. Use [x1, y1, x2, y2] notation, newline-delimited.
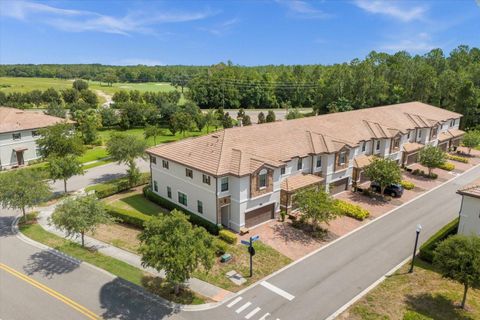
[0, 107, 67, 169]
[147, 102, 464, 232]
[457, 181, 480, 237]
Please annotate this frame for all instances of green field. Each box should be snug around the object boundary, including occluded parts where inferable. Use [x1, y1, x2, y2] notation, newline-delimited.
[0, 77, 179, 94]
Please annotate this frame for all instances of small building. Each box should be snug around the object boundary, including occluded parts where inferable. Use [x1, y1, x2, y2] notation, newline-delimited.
[0, 107, 68, 169]
[457, 181, 480, 237]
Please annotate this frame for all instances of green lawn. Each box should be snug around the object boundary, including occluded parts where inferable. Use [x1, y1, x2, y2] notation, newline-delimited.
[108, 193, 168, 216]
[19, 216, 205, 304]
[340, 259, 480, 320]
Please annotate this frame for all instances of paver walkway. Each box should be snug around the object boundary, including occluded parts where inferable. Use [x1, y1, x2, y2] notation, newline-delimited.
[35, 200, 233, 303]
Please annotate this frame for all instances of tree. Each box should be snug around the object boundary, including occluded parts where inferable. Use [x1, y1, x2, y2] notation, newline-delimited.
[112, 90, 130, 103]
[41, 88, 62, 105]
[144, 125, 164, 145]
[106, 133, 147, 187]
[286, 109, 304, 120]
[434, 235, 480, 309]
[45, 102, 67, 118]
[139, 210, 215, 295]
[266, 110, 276, 122]
[204, 110, 218, 133]
[47, 155, 84, 193]
[364, 157, 402, 196]
[61, 88, 80, 104]
[171, 74, 189, 93]
[80, 89, 98, 107]
[222, 112, 233, 128]
[74, 109, 102, 144]
[294, 188, 342, 231]
[257, 111, 266, 124]
[462, 130, 480, 154]
[0, 170, 51, 221]
[237, 108, 246, 120]
[37, 123, 84, 158]
[327, 97, 353, 113]
[72, 79, 89, 91]
[419, 145, 446, 176]
[50, 195, 113, 247]
[99, 107, 120, 127]
[169, 112, 195, 137]
[243, 114, 252, 126]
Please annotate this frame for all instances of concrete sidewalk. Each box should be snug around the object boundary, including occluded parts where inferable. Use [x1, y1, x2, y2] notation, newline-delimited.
[36, 201, 233, 303]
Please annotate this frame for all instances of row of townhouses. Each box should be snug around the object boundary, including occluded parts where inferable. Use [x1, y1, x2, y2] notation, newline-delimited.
[147, 102, 464, 232]
[0, 107, 67, 170]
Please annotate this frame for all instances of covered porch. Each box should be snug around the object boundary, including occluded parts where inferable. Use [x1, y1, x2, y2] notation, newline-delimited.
[402, 142, 425, 167]
[437, 129, 465, 151]
[352, 154, 375, 188]
[280, 174, 325, 214]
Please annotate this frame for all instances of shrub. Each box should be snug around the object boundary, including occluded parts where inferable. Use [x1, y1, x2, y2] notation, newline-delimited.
[143, 186, 219, 235]
[429, 173, 438, 179]
[106, 205, 151, 228]
[86, 173, 150, 198]
[335, 200, 370, 221]
[419, 218, 459, 263]
[219, 229, 237, 244]
[213, 238, 228, 256]
[447, 154, 469, 163]
[438, 162, 455, 171]
[401, 180, 415, 190]
[280, 210, 286, 222]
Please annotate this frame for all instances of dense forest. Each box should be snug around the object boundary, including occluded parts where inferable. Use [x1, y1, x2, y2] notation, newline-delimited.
[1, 45, 479, 128]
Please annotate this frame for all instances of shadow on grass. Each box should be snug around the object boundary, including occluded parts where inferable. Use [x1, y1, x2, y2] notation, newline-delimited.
[404, 293, 474, 320]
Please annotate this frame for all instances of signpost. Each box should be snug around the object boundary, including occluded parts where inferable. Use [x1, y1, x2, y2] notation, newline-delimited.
[241, 235, 260, 277]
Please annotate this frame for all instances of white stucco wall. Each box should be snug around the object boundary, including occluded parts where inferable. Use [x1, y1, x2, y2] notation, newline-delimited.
[0, 129, 42, 168]
[458, 196, 480, 236]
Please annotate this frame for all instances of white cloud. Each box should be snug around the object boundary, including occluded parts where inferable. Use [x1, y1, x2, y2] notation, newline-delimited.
[380, 33, 437, 52]
[0, 1, 215, 35]
[200, 18, 239, 36]
[276, 0, 331, 19]
[354, 0, 427, 22]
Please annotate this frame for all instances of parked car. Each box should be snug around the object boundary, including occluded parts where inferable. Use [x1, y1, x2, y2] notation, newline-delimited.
[370, 182, 404, 197]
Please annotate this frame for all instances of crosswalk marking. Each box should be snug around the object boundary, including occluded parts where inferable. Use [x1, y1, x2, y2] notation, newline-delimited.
[260, 281, 295, 301]
[227, 296, 242, 308]
[245, 307, 261, 319]
[258, 314, 270, 320]
[235, 302, 252, 314]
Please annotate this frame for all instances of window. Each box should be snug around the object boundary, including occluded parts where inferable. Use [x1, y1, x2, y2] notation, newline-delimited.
[281, 167, 286, 175]
[392, 137, 400, 150]
[376, 140, 380, 151]
[162, 160, 169, 169]
[450, 119, 455, 127]
[150, 155, 157, 164]
[361, 142, 366, 152]
[167, 186, 172, 198]
[297, 158, 303, 170]
[339, 152, 347, 165]
[431, 127, 438, 138]
[202, 174, 211, 185]
[186, 168, 193, 178]
[221, 177, 229, 192]
[418, 130, 422, 138]
[12, 133, 21, 140]
[153, 181, 158, 192]
[197, 200, 203, 214]
[316, 157, 322, 168]
[258, 169, 267, 189]
[35, 147, 41, 158]
[178, 192, 187, 206]
[32, 130, 40, 137]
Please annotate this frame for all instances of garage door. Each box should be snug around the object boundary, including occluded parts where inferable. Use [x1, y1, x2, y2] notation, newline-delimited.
[330, 178, 349, 195]
[438, 142, 448, 152]
[245, 203, 274, 228]
[406, 152, 418, 165]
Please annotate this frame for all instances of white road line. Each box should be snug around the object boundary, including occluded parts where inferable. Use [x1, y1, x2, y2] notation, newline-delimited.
[245, 307, 261, 319]
[260, 281, 295, 301]
[258, 313, 270, 320]
[226, 296, 242, 308]
[235, 302, 252, 314]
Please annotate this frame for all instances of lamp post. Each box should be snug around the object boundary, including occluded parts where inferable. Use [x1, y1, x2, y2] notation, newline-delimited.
[409, 224, 422, 273]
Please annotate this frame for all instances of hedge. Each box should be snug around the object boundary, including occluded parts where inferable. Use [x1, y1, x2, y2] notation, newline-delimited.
[438, 162, 455, 171]
[106, 205, 152, 228]
[143, 186, 220, 235]
[418, 218, 459, 263]
[401, 180, 415, 190]
[219, 229, 237, 244]
[335, 200, 370, 221]
[447, 154, 469, 163]
[86, 173, 150, 199]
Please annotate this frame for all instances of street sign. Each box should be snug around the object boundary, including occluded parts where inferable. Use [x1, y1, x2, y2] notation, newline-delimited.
[241, 240, 251, 246]
[250, 235, 260, 242]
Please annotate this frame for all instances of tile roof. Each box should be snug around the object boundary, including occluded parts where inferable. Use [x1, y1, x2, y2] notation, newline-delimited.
[147, 102, 462, 177]
[280, 174, 324, 192]
[438, 129, 465, 142]
[402, 142, 425, 153]
[354, 154, 375, 169]
[458, 179, 480, 199]
[0, 107, 70, 134]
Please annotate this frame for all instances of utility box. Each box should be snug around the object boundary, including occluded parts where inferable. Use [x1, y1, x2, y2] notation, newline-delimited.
[220, 253, 232, 263]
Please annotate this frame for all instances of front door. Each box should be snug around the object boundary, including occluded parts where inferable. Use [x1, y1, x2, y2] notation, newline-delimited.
[221, 205, 230, 228]
[16, 151, 24, 166]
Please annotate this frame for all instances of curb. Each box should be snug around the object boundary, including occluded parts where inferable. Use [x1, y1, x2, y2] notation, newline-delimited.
[12, 214, 218, 312]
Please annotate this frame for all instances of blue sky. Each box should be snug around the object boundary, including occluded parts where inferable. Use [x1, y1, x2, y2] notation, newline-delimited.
[0, 0, 479, 66]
